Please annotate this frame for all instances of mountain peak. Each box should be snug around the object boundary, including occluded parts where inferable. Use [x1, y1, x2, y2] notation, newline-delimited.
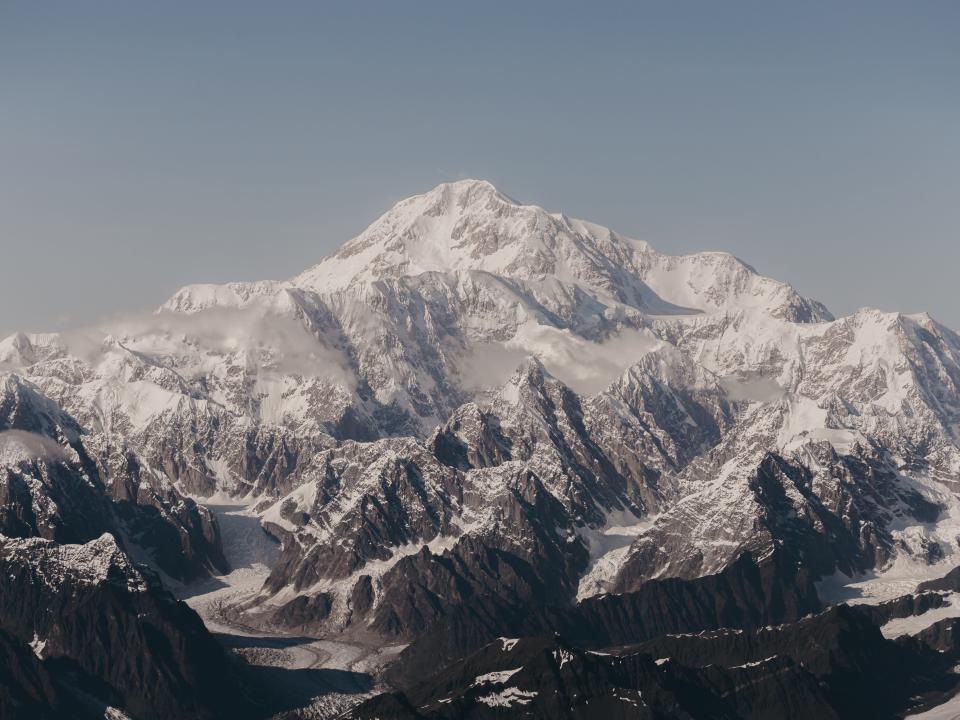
[424, 178, 511, 203]
[291, 181, 830, 323]
[157, 181, 832, 329]
[292, 178, 538, 291]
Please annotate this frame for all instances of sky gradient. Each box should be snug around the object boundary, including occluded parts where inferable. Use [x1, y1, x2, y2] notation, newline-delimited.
[2, 1, 958, 334]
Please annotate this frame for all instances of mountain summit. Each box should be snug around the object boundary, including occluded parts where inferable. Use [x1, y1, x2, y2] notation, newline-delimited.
[165, 179, 832, 323]
[290, 180, 832, 323]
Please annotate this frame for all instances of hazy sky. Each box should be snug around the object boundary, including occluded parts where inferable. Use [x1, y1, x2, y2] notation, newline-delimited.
[2, 1, 958, 335]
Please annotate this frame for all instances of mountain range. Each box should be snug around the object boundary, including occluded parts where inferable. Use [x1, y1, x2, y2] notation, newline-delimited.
[2, 179, 960, 719]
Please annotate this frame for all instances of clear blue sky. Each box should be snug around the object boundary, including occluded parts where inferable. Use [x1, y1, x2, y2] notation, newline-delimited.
[2, 1, 958, 333]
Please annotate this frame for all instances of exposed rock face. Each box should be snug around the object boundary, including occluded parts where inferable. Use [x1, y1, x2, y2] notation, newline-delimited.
[611, 439, 936, 593]
[368, 468, 590, 639]
[918, 564, 960, 592]
[0, 628, 67, 720]
[858, 591, 949, 626]
[242, 351, 743, 631]
[0, 533, 252, 720]
[251, 440, 592, 635]
[0, 374, 225, 581]
[244, 330, 958, 635]
[384, 550, 821, 689]
[434, 350, 733, 515]
[354, 634, 839, 720]
[351, 604, 952, 720]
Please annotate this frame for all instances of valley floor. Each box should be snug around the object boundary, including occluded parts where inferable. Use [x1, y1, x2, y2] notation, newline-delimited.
[178, 503, 400, 719]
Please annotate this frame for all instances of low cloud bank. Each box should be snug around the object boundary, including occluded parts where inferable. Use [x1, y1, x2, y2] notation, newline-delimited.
[463, 324, 662, 396]
[0, 430, 69, 464]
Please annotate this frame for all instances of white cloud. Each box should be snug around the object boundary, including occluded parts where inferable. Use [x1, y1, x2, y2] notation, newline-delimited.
[462, 323, 662, 396]
[0, 430, 68, 465]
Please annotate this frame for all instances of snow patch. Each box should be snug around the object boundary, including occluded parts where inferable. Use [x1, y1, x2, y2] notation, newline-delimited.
[476, 687, 537, 708]
[553, 649, 574, 668]
[729, 655, 778, 669]
[471, 667, 522, 687]
[29, 633, 46, 659]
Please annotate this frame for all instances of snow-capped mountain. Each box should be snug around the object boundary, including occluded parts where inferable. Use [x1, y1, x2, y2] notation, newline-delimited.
[0, 373, 225, 581]
[0, 180, 834, 488]
[3, 179, 960, 718]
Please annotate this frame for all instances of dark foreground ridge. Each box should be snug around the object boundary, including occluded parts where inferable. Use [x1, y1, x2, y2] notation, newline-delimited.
[0, 533, 253, 720]
[385, 549, 819, 688]
[349, 552, 960, 720]
[355, 602, 960, 720]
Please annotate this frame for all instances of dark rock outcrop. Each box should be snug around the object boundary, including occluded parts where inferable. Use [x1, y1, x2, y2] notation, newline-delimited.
[0, 533, 255, 720]
[857, 591, 949, 626]
[353, 605, 954, 719]
[386, 549, 820, 688]
[919, 565, 960, 593]
[0, 629, 68, 720]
